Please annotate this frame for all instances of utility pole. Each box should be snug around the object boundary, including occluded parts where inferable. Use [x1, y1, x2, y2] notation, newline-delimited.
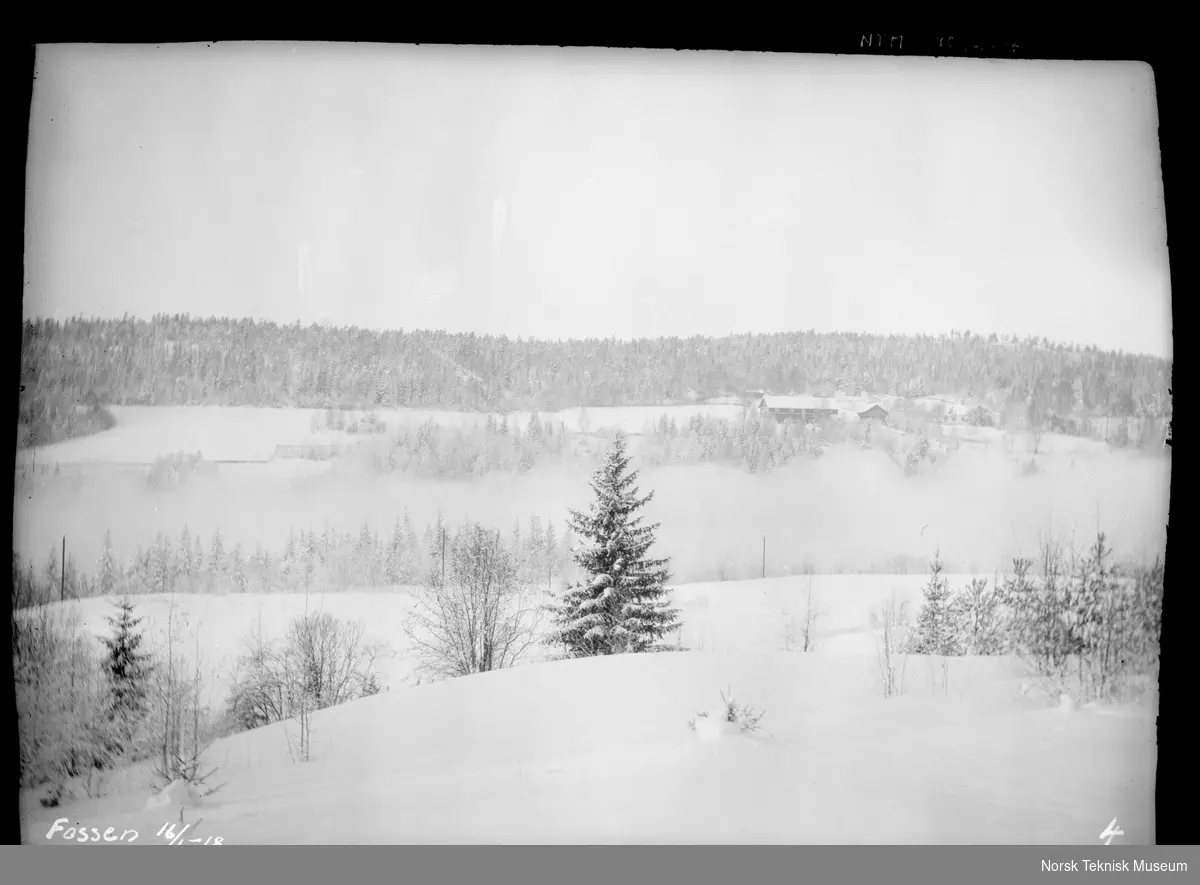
[762, 536, 766, 579]
[65, 534, 72, 695]
[441, 527, 446, 585]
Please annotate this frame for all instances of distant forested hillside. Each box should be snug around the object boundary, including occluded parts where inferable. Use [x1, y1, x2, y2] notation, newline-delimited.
[18, 315, 1171, 448]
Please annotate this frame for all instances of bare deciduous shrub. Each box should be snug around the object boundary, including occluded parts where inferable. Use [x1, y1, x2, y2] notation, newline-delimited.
[13, 604, 114, 806]
[226, 619, 289, 733]
[781, 575, 823, 652]
[148, 598, 224, 794]
[285, 610, 381, 709]
[872, 592, 911, 699]
[406, 522, 543, 680]
[226, 608, 383, 762]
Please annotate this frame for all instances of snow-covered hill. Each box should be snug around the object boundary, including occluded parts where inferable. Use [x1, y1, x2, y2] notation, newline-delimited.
[21, 576, 1157, 845]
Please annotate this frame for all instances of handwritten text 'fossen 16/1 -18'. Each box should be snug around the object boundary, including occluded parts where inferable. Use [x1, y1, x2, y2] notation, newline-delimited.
[44, 818, 224, 845]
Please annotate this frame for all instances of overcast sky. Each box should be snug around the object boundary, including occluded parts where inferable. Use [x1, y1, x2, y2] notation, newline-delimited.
[24, 44, 1171, 357]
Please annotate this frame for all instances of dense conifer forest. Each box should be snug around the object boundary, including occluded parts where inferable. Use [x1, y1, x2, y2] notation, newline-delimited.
[18, 315, 1172, 449]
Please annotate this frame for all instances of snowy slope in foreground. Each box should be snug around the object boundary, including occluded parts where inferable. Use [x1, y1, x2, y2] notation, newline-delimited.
[24, 648, 1156, 845]
[40, 575, 987, 712]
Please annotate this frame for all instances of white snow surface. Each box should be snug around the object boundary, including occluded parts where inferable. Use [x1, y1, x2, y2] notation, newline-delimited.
[145, 779, 203, 811]
[19, 403, 747, 466]
[22, 577, 1157, 845]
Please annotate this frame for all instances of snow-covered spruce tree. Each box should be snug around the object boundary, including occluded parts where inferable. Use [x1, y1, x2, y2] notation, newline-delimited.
[150, 532, 175, 595]
[913, 552, 956, 656]
[44, 545, 60, 601]
[98, 530, 121, 597]
[386, 518, 403, 583]
[547, 432, 680, 657]
[192, 536, 205, 587]
[949, 577, 1003, 655]
[99, 596, 154, 756]
[208, 529, 226, 586]
[230, 543, 248, 593]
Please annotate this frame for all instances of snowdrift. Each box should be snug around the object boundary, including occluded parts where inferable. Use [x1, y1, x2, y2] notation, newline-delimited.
[24, 641, 1156, 844]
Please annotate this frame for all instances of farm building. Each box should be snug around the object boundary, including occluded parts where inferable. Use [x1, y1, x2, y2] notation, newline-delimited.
[963, 405, 999, 427]
[858, 404, 889, 422]
[346, 418, 386, 435]
[1045, 412, 1081, 436]
[758, 395, 840, 423]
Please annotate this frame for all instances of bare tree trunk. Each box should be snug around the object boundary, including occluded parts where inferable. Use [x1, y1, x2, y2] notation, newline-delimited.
[801, 578, 821, 652]
[162, 602, 175, 779]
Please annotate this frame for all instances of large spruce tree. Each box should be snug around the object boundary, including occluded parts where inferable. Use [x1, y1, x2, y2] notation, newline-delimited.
[100, 596, 154, 757]
[548, 432, 679, 656]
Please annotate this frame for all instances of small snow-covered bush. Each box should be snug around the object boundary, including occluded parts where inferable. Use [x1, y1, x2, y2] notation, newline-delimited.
[687, 688, 766, 738]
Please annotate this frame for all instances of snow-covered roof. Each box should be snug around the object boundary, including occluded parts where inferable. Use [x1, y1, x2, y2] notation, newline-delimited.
[759, 395, 839, 411]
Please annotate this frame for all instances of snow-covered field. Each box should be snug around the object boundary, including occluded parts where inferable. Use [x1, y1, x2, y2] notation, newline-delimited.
[946, 424, 1112, 458]
[19, 403, 748, 466]
[14, 404, 1167, 843]
[21, 575, 1158, 845]
[34, 575, 976, 707]
[31, 400, 1120, 468]
[15, 451, 1171, 592]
